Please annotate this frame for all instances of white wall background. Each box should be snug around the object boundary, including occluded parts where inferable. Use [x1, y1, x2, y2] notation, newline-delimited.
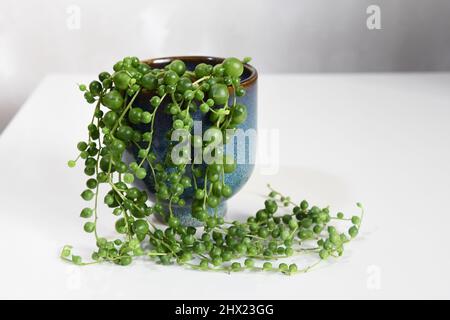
[1, 0, 450, 132]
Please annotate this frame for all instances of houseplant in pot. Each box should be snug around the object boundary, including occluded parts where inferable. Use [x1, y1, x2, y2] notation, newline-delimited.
[63, 55, 363, 274]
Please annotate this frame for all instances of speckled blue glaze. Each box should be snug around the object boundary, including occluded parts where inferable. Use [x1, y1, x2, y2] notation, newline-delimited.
[127, 56, 257, 226]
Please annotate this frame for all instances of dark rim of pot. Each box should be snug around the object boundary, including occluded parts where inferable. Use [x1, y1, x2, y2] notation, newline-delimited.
[142, 56, 258, 88]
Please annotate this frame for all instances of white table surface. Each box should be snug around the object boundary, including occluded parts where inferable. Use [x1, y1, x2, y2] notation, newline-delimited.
[1, 73, 450, 300]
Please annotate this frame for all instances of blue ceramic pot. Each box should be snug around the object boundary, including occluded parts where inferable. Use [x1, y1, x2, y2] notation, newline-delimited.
[128, 56, 258, 226]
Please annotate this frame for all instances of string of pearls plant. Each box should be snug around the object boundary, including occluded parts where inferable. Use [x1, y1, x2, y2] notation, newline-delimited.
[62, 56, 364, 275]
